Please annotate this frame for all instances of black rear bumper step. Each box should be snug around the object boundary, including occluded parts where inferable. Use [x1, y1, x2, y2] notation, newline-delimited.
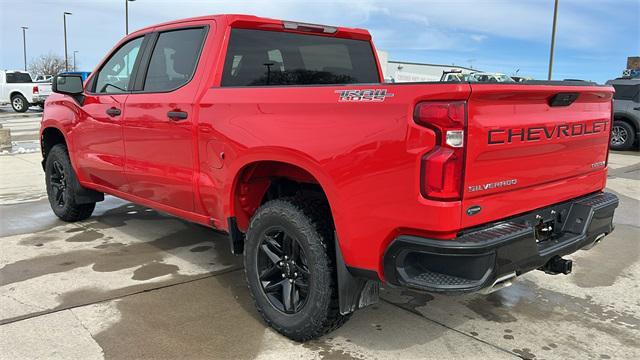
[383, 192, 619, 294]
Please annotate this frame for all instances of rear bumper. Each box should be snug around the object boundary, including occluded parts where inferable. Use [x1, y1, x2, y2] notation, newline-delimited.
[32, 95, 48, 104]
[383, 192, 619, 294]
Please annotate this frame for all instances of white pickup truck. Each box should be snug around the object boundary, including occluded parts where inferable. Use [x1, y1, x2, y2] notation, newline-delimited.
[0, 70, 52, 112]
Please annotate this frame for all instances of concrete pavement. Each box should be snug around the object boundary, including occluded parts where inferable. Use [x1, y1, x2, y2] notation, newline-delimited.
[0, 150, 638, 359]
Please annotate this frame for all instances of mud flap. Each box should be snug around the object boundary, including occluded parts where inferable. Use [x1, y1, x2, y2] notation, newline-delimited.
[71, 179, 104, 204]
[335, 234, 379, 315]
[227, 217, 245, 255]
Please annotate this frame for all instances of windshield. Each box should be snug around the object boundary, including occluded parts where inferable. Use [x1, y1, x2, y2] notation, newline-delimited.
[6, 72, 33, 83]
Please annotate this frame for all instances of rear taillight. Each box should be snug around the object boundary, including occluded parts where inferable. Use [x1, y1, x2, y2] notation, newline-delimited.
[33, 86, 39, 94]
[414, 101, 466, 201]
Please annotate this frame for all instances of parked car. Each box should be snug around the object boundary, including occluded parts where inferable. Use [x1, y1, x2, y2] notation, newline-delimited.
[33, 74, 53, 82]
[440, 70, 470, 82]
[468, 72, 516, 83]
[42, 14, 618, 341]
[606, 78, 639, 150]
[0, 70, 52, 112]
[511, 75, 533, 83]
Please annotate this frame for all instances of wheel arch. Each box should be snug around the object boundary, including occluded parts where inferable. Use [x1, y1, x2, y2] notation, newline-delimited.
[229, 155, 379, 315]
[229, 156, 339, 233]
[9, 90, 27, 100]
[40, 126, 68, 166]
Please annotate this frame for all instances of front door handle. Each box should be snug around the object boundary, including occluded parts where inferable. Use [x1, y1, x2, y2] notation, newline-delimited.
[634, 106, 640, 111]
[167, 111, 188, 121]
[106, 107, 121, 117]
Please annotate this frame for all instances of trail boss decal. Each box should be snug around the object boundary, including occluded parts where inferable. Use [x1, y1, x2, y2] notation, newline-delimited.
[335, 89, 394, 102]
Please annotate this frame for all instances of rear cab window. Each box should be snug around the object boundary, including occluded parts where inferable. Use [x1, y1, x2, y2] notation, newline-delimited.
[221, 28, 379, 86]
[6, 72, 33, 83]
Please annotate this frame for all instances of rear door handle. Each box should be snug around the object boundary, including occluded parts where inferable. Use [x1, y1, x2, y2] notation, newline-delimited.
[634, 107, 640, 111]
[106, 107, 121, 117]
[167, 111, 188, 121]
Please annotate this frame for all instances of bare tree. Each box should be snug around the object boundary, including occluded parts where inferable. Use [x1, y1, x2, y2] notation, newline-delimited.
[28, 53, 73, 77]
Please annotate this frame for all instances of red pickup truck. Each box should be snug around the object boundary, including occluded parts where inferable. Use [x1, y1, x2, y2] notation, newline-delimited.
[41, 14, 618, 341]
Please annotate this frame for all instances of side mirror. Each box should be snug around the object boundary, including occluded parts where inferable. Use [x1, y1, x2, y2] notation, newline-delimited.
[52, 74, 84, 95]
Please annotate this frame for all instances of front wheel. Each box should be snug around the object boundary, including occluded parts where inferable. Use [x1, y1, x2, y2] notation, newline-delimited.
[45, 144, 96, 221]
[11, 94, 28, 113]
[610, 120, 636, 151]
[244, 198, 350, 341]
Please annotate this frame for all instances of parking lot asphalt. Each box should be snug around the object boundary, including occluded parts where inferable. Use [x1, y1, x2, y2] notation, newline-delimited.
[0, 132, 638, 358]
[0, 106, 42, 141]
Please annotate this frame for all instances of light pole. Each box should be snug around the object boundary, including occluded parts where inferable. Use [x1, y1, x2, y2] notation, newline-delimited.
[126, 0, 136, 35]
[73, 51, 79, 71]
[21, 27, 28, 71]
[63, 12, 72, 71]
[547, 0, 559, 80]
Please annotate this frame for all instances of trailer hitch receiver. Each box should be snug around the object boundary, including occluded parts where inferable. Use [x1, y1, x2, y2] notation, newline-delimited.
[540, 256, 573, 275]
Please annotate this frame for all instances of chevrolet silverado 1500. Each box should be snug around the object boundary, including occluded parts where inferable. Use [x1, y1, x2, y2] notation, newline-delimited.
[41, 14, 618, 341]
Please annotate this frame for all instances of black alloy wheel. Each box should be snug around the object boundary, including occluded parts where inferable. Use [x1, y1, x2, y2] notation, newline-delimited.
[244, 197, 350, 341]
[49, 160, 68, 208]
[257, 226, 310, 314]
[44, 144, 96, 221]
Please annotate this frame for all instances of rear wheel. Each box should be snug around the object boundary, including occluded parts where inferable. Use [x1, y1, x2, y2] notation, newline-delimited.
[11, 94, 28, 113]
[244, 197, 349, 341]
[45, 144, 96, 221]
[610, 120, 635, 151]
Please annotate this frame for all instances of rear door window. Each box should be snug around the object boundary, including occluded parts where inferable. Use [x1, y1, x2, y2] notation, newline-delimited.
[143, 28, 206, 92]
[221, 28, 379, 86]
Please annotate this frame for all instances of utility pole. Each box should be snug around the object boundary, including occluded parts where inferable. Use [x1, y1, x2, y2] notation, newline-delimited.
[126, 0, 136, 35]
[21, 27, 28, 71]
[64, 12, 72, 71]
[73, 51, 79, 71]
[547, 0, 559, 80]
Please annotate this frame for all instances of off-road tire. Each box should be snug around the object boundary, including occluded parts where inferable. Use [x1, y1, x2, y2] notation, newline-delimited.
[11, 94, 28, 113]
[45, 144, 95, 221]
[244, 197, 350, 341]
[610, 120, 636, 151]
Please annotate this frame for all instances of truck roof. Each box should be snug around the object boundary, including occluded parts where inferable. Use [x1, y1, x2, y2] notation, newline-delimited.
[131, 14, 371, 41]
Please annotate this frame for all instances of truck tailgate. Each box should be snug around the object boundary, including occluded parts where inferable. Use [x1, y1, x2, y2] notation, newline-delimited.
[36, 82, 52, 96]
[462, 83, 614, 228]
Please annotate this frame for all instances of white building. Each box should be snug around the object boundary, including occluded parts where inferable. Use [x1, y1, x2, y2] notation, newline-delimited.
[377, 50, 475, 83]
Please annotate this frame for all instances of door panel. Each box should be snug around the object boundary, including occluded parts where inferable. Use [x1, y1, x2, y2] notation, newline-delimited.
[122, 100, 195, 211]
[73, 36, 145, 191]
[123, 26, 208, 212]
[74, 94, 129, 190]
